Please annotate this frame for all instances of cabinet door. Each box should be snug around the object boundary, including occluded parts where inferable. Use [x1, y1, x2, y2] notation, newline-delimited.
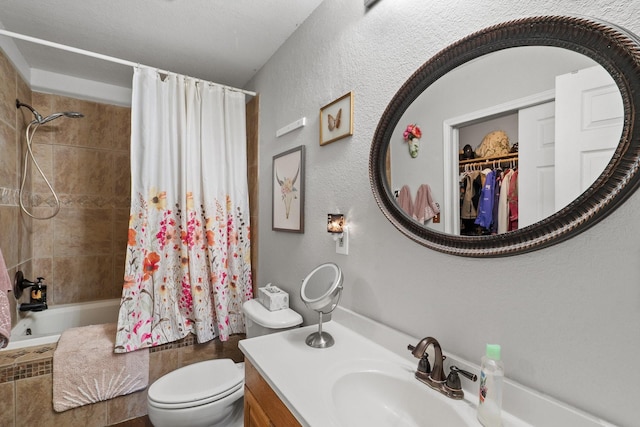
[244, 386, 274, 427]
[244, 359, 302, 427]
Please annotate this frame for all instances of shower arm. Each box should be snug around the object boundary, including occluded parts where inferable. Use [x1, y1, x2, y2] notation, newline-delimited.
[16, 99, 43, 123]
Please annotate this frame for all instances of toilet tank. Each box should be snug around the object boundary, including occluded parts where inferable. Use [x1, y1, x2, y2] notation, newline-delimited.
[242, 299, 303, 338]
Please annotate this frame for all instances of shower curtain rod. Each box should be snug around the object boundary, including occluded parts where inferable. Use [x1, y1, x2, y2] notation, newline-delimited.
[0, 29, 257, 97]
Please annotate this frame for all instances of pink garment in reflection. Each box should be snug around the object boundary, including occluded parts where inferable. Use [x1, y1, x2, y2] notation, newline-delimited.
[398, 185, 414, 217]
[413, 184, 440, 224]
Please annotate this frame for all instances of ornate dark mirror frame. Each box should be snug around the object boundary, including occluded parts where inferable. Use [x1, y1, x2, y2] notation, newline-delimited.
[370, 16, 640, 257]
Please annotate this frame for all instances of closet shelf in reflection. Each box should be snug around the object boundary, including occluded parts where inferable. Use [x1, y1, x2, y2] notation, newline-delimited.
[459, 153, 518, 170]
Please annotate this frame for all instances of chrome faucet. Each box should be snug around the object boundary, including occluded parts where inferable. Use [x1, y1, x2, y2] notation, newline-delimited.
[408, 337, 477, 400]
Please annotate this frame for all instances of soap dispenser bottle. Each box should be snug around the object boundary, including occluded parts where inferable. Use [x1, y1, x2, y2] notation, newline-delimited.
[478, 344, 504, 427]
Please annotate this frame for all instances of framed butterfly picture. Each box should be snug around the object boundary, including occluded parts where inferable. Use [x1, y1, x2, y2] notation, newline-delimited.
[319, 91, 353, 146]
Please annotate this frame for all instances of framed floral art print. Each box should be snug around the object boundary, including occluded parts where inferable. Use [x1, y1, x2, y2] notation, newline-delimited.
[272, 145, 305, 232]
[319, 91, 353, 146]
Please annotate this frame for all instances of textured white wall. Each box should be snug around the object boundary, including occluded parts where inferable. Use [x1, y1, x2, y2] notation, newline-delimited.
[247, 1, 640, 425]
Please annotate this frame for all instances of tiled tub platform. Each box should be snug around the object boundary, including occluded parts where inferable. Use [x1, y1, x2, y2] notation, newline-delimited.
[0, 334, 244, 427]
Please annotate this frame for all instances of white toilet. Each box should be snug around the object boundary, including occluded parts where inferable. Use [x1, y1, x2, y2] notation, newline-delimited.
[147, 299, 303, 427]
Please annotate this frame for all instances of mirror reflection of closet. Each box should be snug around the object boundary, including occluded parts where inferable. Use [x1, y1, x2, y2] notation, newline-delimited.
[458, 114, 518, 236]
[445, 66, 624, 236]
[452, 64, 623, 236]
[390, 46, 624, 236]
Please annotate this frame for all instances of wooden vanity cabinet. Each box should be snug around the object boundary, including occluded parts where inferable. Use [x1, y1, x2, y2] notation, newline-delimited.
[244, 359, 302, 427]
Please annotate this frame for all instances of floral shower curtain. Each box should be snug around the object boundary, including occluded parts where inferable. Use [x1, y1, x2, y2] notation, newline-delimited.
[115, 67, 253, 353]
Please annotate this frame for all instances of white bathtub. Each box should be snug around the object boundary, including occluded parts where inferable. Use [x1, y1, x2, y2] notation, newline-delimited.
[3, 299, 120, 351]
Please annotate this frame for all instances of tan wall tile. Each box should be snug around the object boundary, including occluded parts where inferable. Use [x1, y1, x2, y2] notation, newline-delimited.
[31, 211, 53, 258]
[0, 206, 19, 269]
[109, 104, 132, 152]
[0, 379, 15, 427]
[16, 374, 108, 427]
[113, 207, 130, 254]
[0, 120, 17, 188]
[107, 389, 148, 425]
[149, 348, 180, 384]
[52, 255, 115, 303]
[178, 340, 219, 367]
[54, 146, 114, 196]
[179, 334, 244, 367]
[15, 76, 30, 122]
[31, 93, 53, 119]
[0, 50, 16, 128]
[53, 208, 113, 257]
[28, 142, 54, 195]
[113, 152, 131, 201]
[52, 96, 102, 148]
[113, 250, 126, 297]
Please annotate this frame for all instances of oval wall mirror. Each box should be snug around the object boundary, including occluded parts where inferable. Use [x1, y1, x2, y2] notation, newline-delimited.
[300, 262, 343, 348]
[370, 16, 640, 257]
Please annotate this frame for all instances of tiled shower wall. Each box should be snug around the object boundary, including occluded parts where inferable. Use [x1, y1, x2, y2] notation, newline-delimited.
[0, 48, 33, 318]
[28, 91, 131, 305]
[0, 47, 131, 311]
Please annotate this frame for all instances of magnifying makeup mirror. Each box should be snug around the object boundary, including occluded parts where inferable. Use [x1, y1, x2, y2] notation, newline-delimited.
[300, 262, 344, 348]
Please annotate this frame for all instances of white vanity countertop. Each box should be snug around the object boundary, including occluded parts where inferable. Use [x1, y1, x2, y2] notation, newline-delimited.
[239, 307, 614, 427]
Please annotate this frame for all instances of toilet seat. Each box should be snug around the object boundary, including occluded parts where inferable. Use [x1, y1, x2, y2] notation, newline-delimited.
[148, 359, 244, 410]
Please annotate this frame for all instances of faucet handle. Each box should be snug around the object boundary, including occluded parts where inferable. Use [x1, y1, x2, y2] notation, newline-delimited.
[407, 344, 432, 374]
[445, 365, 478, 390]
[417, 354, 430, 374]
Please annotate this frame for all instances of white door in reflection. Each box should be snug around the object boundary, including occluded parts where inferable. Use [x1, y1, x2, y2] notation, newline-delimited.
[519, 101, 556, 228]
[519, 66, 623, 228]
[555, 65, 624, 210]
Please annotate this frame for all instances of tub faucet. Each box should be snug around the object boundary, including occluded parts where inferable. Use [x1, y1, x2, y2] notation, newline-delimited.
[19, 302, 47, 312]
[407, 337, 477, 400]
[13, 272, 48, 312]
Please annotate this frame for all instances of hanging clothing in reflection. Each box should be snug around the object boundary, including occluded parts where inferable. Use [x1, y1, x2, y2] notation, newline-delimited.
[508, 170, 519, 231]
[475, 169, 496, 229]
[459, 161, 518, 235]
[460, 171, 483, 234]
[397, 184, 440, 225]
[398, 185, 414, 217]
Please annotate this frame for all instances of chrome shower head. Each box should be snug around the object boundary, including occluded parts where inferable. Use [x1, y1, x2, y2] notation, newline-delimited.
[40, 111, 84, 124]
[63, 112, 84, 118]
[16, 99, 84, 124]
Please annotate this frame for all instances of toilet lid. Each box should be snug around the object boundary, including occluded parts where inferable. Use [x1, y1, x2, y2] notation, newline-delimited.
[242, 299, 303, 329]
[148, 359, 243, 406]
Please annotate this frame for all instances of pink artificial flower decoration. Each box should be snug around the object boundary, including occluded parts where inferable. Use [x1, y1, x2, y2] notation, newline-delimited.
[403, 124, 422, 141]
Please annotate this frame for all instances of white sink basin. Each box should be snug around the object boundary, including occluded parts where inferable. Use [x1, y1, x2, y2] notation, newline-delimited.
[241, 310, 606, 426]
[327, 360, 473, 426]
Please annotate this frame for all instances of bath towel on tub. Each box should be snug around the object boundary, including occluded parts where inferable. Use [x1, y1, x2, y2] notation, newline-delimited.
[53, 322, 149, 412]
[0, 248, 13, 348]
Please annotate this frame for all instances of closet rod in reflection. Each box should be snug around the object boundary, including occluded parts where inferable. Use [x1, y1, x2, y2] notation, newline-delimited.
[458, 152, 518, 166]
[0, 29, 257, 97]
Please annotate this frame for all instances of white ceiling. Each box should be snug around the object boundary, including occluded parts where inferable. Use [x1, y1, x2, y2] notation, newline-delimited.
[0, 0, 324, 89]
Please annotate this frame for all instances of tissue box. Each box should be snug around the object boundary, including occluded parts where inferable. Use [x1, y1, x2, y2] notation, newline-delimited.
[258, 284, 289, 311]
